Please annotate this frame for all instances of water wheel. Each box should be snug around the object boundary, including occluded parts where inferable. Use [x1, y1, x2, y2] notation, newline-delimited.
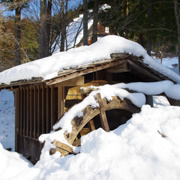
[51, 93, 140, 156]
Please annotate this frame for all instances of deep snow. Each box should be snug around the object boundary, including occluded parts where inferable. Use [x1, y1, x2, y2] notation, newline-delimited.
[1, 105, 180, 180]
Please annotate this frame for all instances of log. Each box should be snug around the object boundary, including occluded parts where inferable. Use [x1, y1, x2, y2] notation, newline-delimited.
[80, 86, 98, 94]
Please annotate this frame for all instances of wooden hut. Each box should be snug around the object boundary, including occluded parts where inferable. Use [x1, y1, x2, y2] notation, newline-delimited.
[0, 53, 179, 161]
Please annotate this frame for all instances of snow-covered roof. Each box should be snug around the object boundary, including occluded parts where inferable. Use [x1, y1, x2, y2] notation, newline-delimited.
[0, 35, 180, 87]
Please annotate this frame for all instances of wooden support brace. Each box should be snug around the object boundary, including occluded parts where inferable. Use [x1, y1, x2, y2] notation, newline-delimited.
[95, 93, 110, 132]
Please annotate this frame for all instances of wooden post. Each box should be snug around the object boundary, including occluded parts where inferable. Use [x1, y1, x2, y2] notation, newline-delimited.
[42, 85, 45, 134]
[95, 93, 110, 132]
[15, 89, 19, 152]
[88, 120, 96, 131]
[19, 88, 22, 135]
[145, 95, 153, 107]
[30, 87, 32, 138]
[34, 86, 36, 138]
[37, 86, 40, 137]
[58, 86, 65, 120]
[23, 88, 26, 136]
[26, 87, 29, 136]
[51, 86, 54, 129]
[46, 87, 49, 132]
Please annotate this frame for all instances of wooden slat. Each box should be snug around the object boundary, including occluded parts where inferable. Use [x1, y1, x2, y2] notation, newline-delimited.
[34, 86, 36, 138]
[37, 86, 40, 137]
[15, 89, 19, 152]
[95, 93, 110, 132]
[46, 87, 49, 132]
[88, 120, 96, 131]
[30, 87, 32, 138]
[23, 88, 26, 136]
[26, 87, 29, 136]
[51, 86, 54, 130]
[19, 88, 22, 135]
[42, 85, 45, 134]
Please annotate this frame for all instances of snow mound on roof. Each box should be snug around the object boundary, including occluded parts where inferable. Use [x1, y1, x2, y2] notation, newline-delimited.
[0, 35, 180, 84]
[16, 105, 180, 180]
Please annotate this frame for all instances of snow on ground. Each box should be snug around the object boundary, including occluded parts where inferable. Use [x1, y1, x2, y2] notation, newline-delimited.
[0, 144, 32, 180]
[0, 35, 180, 85]
[0, 90, 15, 151]
[157, 57, 179, 74]
[6, 105, 180, 180]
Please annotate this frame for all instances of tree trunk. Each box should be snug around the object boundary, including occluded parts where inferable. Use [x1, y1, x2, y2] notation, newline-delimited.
[47, 0, 52, 55]
[15, 6, 21, 65]
[92, 0, 98, 43]
[39, 0, 49, 59]
[174, 0, 180, 74]
[60, 0, 65, 52]
[83, 0, 88, 45]
[147, 0, 152, 56]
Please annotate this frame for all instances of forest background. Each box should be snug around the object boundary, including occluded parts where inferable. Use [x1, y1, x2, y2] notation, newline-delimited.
[0, 0, 179, 72]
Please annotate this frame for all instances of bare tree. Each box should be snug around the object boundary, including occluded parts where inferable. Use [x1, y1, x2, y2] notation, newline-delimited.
[39, 0, 48, 58]
[92, 0, 98, 43]
[83, 0, 88, 45]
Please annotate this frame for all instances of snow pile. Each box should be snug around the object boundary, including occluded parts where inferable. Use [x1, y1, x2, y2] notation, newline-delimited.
[0, 35, 180, 84]
[13, 105, 180, 180]
[113, 80, 180, 100]
[51, 80, 179, 133]
[0, 90, 15, 151]
[0, 143, 32, 180]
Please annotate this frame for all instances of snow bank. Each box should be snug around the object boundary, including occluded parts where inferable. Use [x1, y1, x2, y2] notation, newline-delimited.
[0, 143, 32, 180]
[0, 35, 180, 85]
[14, 105, 180, 180]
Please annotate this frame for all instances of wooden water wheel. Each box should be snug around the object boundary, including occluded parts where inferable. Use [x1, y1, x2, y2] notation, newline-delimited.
[51, 92, 140, 156]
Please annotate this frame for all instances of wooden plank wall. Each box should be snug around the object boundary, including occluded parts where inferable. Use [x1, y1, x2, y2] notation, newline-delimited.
[15, 85, 60, 157]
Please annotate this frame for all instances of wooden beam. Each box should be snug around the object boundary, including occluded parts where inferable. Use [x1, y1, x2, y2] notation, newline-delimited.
[58, 86, 65, 120]
[88, 120, 96, 131]
[106, 61, 130, 73]
[95, 93, 110, 132]
[127, 60, 162, 81]
[47, 60, 127, 85]
[53, 76, 84, 87]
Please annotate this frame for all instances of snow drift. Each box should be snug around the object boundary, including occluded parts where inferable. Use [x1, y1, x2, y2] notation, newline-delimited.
[12, 105, 180, 180]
